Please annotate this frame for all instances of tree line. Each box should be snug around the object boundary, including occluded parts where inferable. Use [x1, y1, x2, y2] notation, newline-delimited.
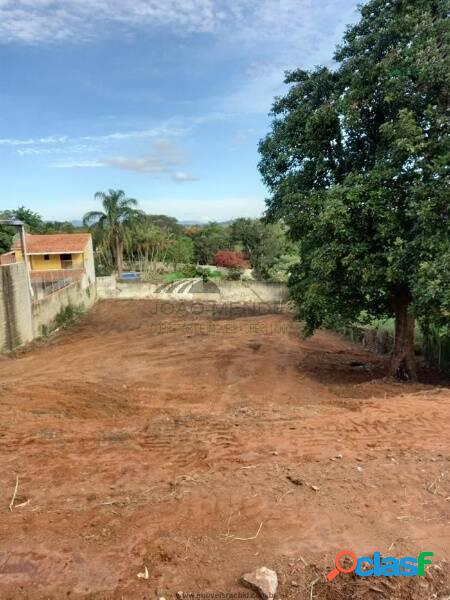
[0, 193, 297, 282]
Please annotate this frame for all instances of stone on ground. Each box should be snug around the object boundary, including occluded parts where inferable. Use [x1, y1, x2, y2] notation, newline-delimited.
[240, 567, 278, 600]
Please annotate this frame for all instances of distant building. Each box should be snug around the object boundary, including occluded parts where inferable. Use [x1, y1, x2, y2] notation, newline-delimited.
[9, 233, 95, 297]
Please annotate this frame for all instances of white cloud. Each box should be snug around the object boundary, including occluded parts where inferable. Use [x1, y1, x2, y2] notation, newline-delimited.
[0, 123, 185, 149]
[0, 135, 69, 146]
[172, 171, 199, 183]
[0, 0, 222, 43]
[100, 138, 188, 173]
[49, 138, 193, 178]
[17, 144, 96, 156]
[49, 160, 104, 169]
[0, 1, 358, 47]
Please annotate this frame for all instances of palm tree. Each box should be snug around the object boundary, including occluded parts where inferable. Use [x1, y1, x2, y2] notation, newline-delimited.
[83, 189, 141, 275]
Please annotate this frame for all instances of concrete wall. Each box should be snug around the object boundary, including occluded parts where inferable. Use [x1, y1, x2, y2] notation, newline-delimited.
[97, 276, 288, 304]
[0, 261, 96, 351]
[32, 281, 96, 338]
[0, 263, 33, 352]
[82, 237, 96, 289]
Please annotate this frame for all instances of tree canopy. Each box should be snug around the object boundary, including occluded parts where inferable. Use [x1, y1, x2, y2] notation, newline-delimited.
[258, 0, 449, 380]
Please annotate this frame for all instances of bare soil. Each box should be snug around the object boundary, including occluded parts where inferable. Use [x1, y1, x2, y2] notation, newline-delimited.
[0, 300, 449, 599]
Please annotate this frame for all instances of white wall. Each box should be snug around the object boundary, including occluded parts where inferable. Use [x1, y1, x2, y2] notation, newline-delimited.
[96, 276, 288, 304]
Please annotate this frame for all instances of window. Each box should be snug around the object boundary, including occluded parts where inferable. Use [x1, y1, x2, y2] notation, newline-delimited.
[44, 254, 50, 261]
[60, 253, 73, 269]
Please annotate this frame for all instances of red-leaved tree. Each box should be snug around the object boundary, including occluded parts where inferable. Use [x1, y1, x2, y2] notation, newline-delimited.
[213, 250, 249, 269]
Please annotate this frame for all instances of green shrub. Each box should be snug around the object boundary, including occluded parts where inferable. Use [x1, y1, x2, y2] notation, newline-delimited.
[54, 304, 83, 330]
[226, 268, 242, 281]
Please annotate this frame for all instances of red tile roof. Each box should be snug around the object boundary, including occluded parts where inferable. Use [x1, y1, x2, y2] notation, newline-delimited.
[13, 233, 91, 254]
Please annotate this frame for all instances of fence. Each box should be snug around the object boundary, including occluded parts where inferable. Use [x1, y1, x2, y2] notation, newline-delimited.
[0, 252, 16, 266]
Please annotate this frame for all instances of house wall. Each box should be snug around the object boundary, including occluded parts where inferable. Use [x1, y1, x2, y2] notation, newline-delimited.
[30, 253, 84, 271]
[0, 263, 33, 352]
[82, 238, 96, 288]
[73, 253, 84, 268]
[30, 254, 61, 270]
[16, 250, 85, 271]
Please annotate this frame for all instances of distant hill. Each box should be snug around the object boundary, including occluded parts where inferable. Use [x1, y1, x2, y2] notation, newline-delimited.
[72, 218, 236, 228]
[180, 219, 236, 227]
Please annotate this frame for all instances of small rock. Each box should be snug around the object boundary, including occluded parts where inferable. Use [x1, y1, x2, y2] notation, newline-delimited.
[287, 474, 303, 486]
[137, 565, 149, 580]
[310, 485, 320, 492]
[291, 581, 299, 587]
[331, 453, 343, 461]
[176, 593, 183, 599]
[271, 451, 279, 456]
[356, 466, 363, 472]
[355, 457, 363, 462]
[241, 567, 278, 600]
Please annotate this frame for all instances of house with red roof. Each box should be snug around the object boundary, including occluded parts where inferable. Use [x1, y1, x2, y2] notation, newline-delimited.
[9, 233, 95, 294]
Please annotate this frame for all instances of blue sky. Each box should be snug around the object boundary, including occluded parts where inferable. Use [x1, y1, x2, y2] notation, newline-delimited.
[0, 0, 359, 222]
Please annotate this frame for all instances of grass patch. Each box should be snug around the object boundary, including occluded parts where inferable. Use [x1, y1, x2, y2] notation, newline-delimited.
[164, 271, 186, 283]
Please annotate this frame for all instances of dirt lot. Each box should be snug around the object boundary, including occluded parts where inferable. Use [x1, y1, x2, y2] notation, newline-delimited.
[0, 300, 449, 599]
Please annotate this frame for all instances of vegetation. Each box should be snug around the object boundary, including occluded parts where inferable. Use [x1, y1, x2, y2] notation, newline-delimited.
[83, 189, 142, 276]
[40, 304, 84, 338]
[1, 198, 294, 284]
[213, 250, 248, 269]
[230, 218, 294, 279]
[259, 0, 449, 381]
[0, 207, 77, 253]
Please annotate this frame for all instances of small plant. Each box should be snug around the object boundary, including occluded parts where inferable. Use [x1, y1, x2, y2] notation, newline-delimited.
[53, 304, 83, 330]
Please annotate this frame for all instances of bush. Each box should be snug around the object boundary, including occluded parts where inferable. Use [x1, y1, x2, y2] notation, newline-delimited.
[226, 267, 243, 281]
[54, 304, 83, 329]
[94, 255, 114, 277]
[213, 250, 248, 269]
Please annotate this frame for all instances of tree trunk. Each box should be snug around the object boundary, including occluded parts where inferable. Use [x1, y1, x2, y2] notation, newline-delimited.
[116, 237, 124, 276]
[390, 292, 417, 381]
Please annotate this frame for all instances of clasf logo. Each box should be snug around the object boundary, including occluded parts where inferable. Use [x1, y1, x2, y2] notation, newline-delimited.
[327, 550, 434, 581]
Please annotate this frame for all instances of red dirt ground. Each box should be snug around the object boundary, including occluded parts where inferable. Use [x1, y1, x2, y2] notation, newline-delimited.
[0, 300, 449, 599]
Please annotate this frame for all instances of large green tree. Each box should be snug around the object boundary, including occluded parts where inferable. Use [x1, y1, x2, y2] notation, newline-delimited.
[259, 0, 449, 380]
[83, 190, 141, 275]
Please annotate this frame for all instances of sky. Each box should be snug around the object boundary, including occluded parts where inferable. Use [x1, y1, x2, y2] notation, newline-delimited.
[0, 0, 360, 223]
